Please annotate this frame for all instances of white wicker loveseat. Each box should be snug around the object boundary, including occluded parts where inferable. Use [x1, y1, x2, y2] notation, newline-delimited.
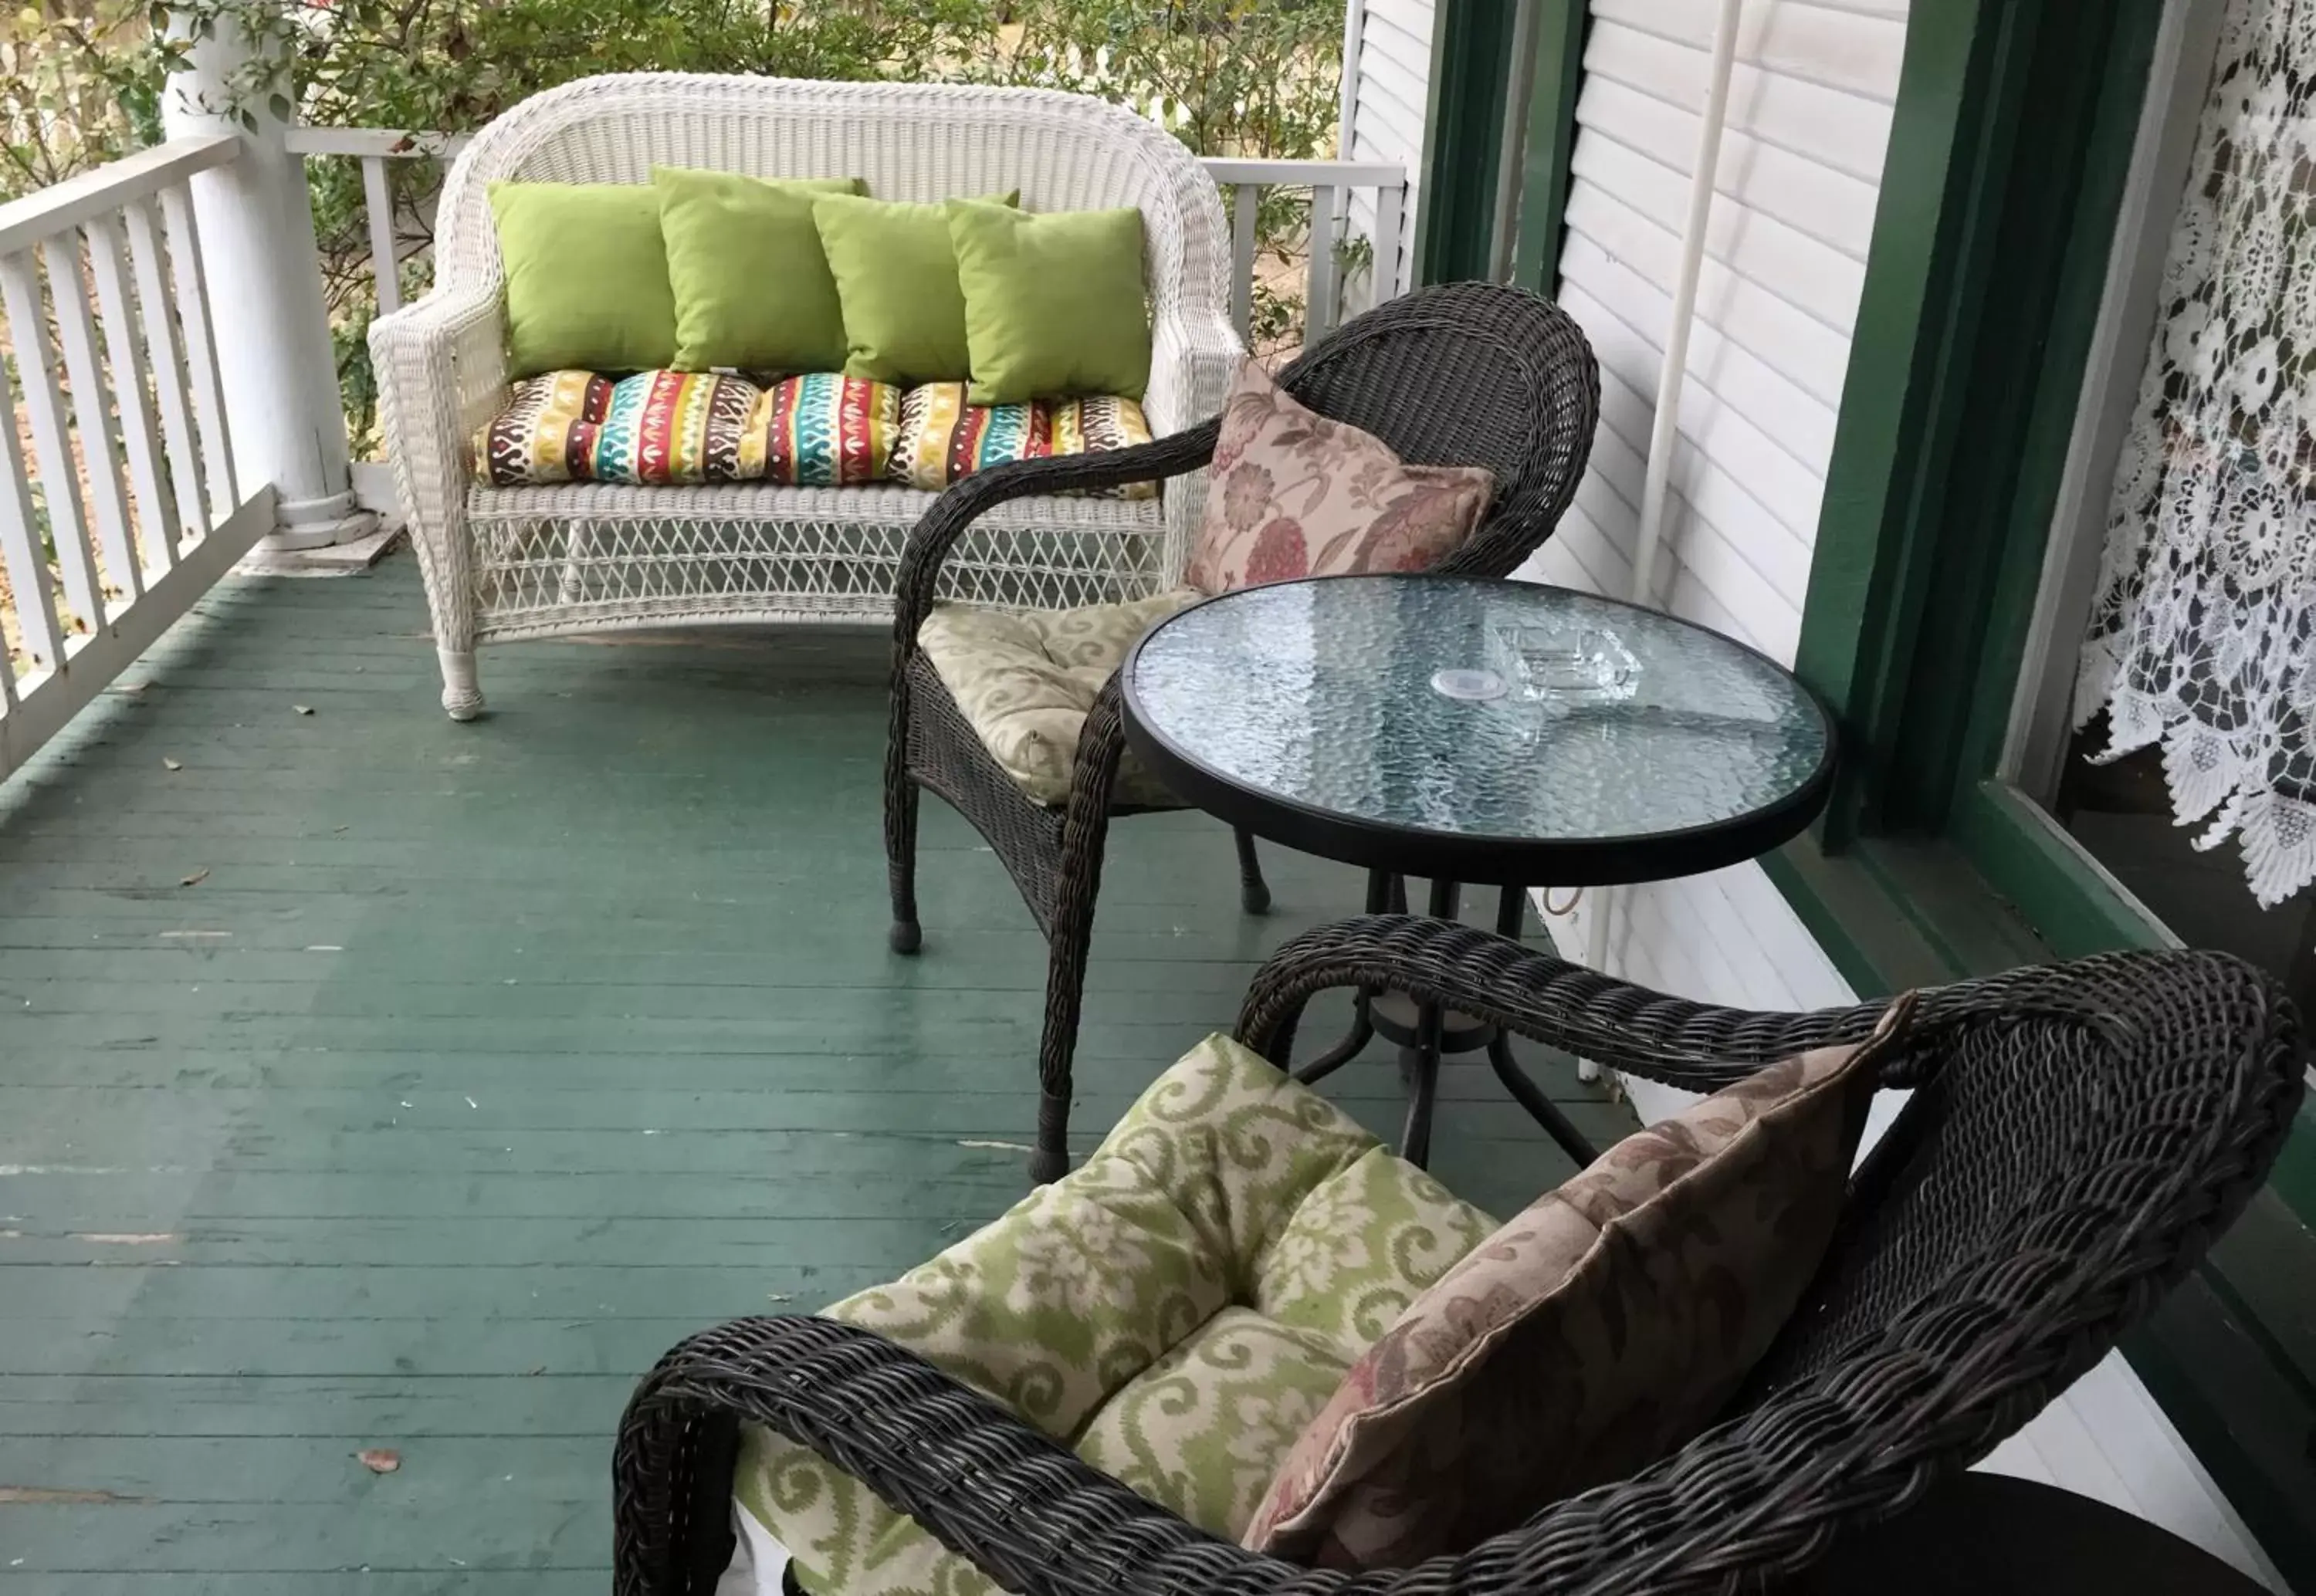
[370, 72, 1238, 719]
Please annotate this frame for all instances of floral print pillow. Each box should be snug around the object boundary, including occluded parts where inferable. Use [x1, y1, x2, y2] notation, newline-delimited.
[1182, 359, 1496, 593]
[1244, 996, 1918, 1571]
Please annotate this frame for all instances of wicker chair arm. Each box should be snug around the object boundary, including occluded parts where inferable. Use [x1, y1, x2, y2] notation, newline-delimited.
[1146, 303, 1244, 570]
[1232, 914, 1932, 1093]
[890, 421, 1222, 658]
[608, 1311, 2010, 1596]
[367, 281, 508, 635]
[613, 1314, 1331, 1596]
[1146, 304, 1242, 440]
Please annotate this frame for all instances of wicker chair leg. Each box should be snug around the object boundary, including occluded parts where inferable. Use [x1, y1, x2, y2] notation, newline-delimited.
[1033, 863, 1099, 1185]
[438, 646, 484, 722]
[884, 667, 923, 954]
[1234, 827, 1271, 915]
[885, 778, 923, 955]
[1032, 679, 1130, 1185]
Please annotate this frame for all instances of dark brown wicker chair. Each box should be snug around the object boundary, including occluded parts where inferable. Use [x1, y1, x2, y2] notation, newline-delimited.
[884, 281, 1601, 1182]
[613, 915, 2305, 1596]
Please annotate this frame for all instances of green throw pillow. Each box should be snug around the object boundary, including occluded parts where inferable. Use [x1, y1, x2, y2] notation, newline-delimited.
[949, 200, 1150, 404]
[487, 181, 676, 377]
[654, 167, 864, 374]
[814, 191, 1019, 387]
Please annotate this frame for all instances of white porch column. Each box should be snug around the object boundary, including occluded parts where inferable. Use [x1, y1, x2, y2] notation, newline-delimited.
[161, 5, 377, 549]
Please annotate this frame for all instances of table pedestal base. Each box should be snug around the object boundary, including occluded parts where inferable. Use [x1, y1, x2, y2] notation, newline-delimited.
[1294, 872, 1603, 1171]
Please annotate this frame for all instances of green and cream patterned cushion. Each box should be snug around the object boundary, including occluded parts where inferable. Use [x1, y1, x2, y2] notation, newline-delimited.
[916, 589, 1205, 806]
[734, 1035, 1498, 1596]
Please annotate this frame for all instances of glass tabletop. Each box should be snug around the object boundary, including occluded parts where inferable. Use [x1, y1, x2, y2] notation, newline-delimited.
[1122, 575, 1834, 878]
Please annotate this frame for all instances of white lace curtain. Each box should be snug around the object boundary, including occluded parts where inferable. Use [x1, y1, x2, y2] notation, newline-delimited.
[2077, 0, 2316, 905]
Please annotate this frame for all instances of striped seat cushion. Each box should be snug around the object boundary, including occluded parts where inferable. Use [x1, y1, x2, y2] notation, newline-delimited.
[473, 370, 899, 487]
[887, 382, 1157, 499]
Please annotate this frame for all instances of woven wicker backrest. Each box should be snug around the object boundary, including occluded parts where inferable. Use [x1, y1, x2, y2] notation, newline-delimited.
[432, 73, 1229, 332]
[1739, 953, 2295, 1412]
[1274, 280, 1602, 579]
[1221, 933, 2300, 1582]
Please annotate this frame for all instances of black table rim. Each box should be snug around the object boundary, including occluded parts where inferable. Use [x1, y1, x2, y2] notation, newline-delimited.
[1119, 573, 1839, 888]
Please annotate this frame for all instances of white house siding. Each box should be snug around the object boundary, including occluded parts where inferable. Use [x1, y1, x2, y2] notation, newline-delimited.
[1504, 1, 2285, 1586]
[1338, 0, 1431, 301]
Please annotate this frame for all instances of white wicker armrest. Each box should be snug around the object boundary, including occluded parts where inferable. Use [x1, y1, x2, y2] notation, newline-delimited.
[1145, 303, 1241, 580]
[369, 282, 507, 658]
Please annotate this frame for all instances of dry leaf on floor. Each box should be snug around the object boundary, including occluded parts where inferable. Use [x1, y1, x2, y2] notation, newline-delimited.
[357, 1449, 401, 1473]
[179, 868, 209, 888]
[162, 757, 182, 772]
[293, 704, 315, 716]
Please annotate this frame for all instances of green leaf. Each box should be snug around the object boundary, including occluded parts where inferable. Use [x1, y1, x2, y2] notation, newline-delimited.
[266, 92, 291, 120]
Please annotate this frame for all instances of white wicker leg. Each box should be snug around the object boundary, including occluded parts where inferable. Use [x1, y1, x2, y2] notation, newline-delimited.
[557, 519, 594, 607]
[438, 646, 485, 721]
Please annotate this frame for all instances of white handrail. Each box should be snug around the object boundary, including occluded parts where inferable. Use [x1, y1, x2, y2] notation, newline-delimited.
[1200, 157, 1406, 185]
[290, 124, 1410, 347]
[0, 134, 239, 257]
[283, 126, 469, 158]
[0, 134, 270, 777]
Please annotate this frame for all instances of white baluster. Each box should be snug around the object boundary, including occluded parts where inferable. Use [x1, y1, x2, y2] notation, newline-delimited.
[0, 251, 106, 631]
[1304, 184, 1338, 341]
[1373, 184, 1405, 303]
[161, 182, 238, 516]
[84, 214, 177, 576]
[362, 155, 401, 316]
[125, 195, 208, 540]
[43, 233, 143, 602]
[1230, 184, 1259, 344]
[0, 349, 66, 682]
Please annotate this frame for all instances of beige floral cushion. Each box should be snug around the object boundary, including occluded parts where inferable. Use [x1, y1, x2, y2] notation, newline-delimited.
[1244, 997, 1916, 1570]
[1183, 359, 1495, 594]
[916, 588, 1203, 805]
[735, 1035, 1498, 1596]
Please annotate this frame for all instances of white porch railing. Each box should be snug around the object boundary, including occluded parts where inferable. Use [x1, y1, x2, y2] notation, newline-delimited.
[0, 134, 274, 780]
[0, 117, 1406, 776]
[280, 126, 1410, 348]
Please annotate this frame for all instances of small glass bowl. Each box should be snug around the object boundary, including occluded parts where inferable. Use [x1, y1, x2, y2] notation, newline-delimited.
[1488, 621, 1641, 706]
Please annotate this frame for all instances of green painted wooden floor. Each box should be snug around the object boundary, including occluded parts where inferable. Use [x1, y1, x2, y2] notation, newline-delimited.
[0, 551, 1633, 1592]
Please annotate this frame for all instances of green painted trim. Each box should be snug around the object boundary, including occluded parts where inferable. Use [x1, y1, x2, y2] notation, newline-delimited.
[1764, 2, 2315, 1558]
[1878, 0, 2153, 830]
[1791, 0, 2165, 847]
[1510, 0, 1589, 292]
[1759, 834, 2048, 999]
[1946, 781, 2171, 959]
[1757, 843, 1922, 999]
[1791, 0, 2022, 846]
[1413, 0, 1519, 286]
[1938, 6, 2167, 804]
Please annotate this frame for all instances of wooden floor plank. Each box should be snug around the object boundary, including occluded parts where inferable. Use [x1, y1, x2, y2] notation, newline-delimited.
[0, 552, 1633, 1580]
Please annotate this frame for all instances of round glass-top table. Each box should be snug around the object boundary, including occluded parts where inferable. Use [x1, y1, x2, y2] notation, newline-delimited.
[1121, 574, 1835, 887]
[1119, 574, 1837, 1167]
